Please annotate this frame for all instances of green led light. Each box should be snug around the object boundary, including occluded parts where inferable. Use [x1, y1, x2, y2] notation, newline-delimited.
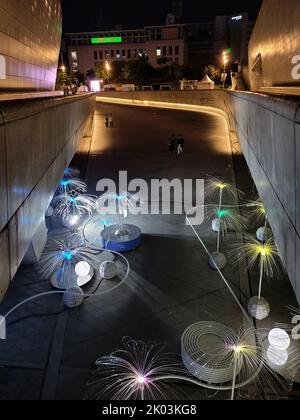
[226, 48, 232, 54]
[91, 37, 123, 44]
[217, 209, 230, 219]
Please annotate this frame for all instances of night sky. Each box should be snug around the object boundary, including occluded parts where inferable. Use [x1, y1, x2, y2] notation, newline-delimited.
[61, 0, 263, 33]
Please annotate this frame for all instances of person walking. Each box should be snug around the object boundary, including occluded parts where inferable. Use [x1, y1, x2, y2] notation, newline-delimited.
[177, 134, 185, 156]
[168, 135, 176, 154]
[109, 113, 114, 128]
[104, 114, 109, 128]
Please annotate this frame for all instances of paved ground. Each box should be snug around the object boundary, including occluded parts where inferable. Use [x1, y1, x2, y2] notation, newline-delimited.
[0, 103, 298, 400]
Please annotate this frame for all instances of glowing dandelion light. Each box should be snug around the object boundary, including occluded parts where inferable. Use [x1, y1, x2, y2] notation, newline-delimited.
[205, 178, 244, 270]
[94, 192, 143, 252]
[230, 236, 281, 320]
[206, 177, 243, 206]
[207, 205, 248, 268]
[38, 239, 100, 290]
[97, 191, 139, 236]
[57, 178, 87, 195]
[248, 199, 273, 242]
[54, 194, 97, 218]
[85, 337, 189, 400]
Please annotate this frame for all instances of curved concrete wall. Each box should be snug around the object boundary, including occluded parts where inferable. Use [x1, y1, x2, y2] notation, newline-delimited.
[0, 0, 62, 91]
[0, 94, 95, 299]
[249, 0, 300, 90]
[228, 92, 300, 303]
[97, 90, 300, 303]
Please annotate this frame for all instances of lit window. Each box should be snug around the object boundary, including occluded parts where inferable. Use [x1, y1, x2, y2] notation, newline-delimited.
[71, 51, 78, 61]
[157, 47, 161, 57]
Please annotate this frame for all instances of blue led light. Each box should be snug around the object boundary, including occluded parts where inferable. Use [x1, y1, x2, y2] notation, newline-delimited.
[60, 180, 71, 187]
[62, 251, 73, 261]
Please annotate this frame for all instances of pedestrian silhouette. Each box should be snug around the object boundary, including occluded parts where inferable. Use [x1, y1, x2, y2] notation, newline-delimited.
[104, 114, 109, 128]
[177, 135, 185, 156]
[168, 135, 176, 153]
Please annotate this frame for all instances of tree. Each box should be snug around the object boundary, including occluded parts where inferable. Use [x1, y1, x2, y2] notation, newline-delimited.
[203, 65, 221, 82]
[157, 57, 170, 67]
[121, 62, 132, 83]
[72, 71, 86, 85]
[56, 70, 71, 89]
[94, 63, 113, 83]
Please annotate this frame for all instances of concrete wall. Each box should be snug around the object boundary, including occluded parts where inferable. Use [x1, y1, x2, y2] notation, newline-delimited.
[227, 92, 300, 303]
[97, 90, 300, 303]
[0, 93, 95, 299]
[248, 0, 300, 90]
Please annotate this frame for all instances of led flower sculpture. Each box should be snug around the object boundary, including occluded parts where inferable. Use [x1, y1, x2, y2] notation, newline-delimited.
[230, 236, 281, 320]
[97, 192, 139, 236]
[54, 176, 91, 229]
[206, 177, 242, 206]
[85, 337, 188, 400]
[207, 206, 248, 269]
[248, 199, 273, 242]
[38, 239, 100, 290]
[205, 177, 245, 270]
[54, 194, 97, 219]
[57, 178, 87, 196]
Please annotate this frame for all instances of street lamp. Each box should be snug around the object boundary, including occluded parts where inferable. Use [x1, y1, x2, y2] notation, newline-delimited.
[222, 50, 229, 88]
[105, 61, 111, 84]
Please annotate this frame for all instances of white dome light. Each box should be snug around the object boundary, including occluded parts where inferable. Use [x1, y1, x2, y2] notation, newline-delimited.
[267, 346, 288, 367]
[75, 261, 91, 277]
[268, 328, 291, 351]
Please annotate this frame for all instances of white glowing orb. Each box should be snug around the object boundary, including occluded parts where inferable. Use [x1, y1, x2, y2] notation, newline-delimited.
[75, 261, 91, 277]
[267, 346, 288, 367]
[136, 375, 146, 384]
[69, 215, 80, 226]
[268, 328, 291, 351]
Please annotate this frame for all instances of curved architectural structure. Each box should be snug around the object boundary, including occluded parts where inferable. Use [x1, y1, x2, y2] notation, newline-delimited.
[0, 0, 62, 91]
[249, 0, 300, 91]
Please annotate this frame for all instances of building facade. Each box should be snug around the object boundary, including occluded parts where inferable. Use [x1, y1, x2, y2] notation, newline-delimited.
[248, 0, 300, 90]
[0, 0, 62, 91]
[66, 15, 255, 77]
[67, 25, 186, 75]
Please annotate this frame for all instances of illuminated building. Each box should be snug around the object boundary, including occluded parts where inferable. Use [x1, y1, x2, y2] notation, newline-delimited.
[0, 0, 62, 91]
[66, 14, 255, 76]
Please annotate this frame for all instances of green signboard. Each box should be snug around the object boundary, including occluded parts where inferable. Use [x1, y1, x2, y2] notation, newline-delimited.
[91, 37, 123, 44]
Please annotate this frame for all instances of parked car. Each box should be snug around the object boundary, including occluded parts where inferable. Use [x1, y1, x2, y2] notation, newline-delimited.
[159, 84, 173, 91]
[121, 84, 135, 92]
[103, 84, 117, 92]
[141, 85, 154, 91]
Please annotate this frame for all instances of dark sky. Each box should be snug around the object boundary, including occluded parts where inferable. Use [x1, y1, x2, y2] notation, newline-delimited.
[61, 0, 263, 33]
